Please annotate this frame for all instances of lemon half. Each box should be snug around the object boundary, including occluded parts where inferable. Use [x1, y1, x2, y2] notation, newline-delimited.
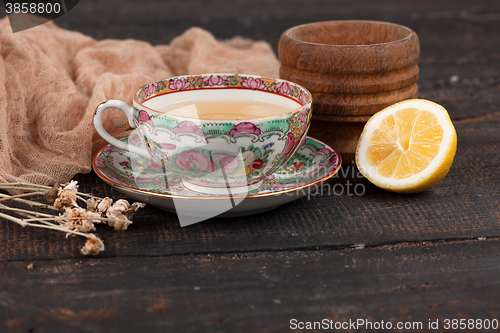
[356, 99, 457, 194]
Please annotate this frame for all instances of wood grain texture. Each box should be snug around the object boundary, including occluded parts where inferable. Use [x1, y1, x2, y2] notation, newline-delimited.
[278, 21, 420, 73]
[1, 239, 499, 333]
[280, 65, 420, 95]
[278, 21, 421, 163]
[1, 117, 499, 260]
[0, 0, 499, 331]
[37, 0, 499, 120]
[278, 21, 420, 116]
[307, 120, 366, 165]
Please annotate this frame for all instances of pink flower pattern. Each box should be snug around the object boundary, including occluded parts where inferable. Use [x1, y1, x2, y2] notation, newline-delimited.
[139, 75, 310, 107]
[158, 143, 176, 150]
[101, 145, 114, 155]
[129, 75, 314, 184]
[300, 108, 307, 123]
[241, 77, 266, 90]
[282, 132, 296, 156]
[213, 153, 240, 174]
[173, 121, 204, 137]
[175, 150, 215, 173]
[147, 160, 163, 171]
[317, 148, 333, 157]
[95, 135, 339, 196]
[128, 134, 141, 145]
[137, 110, 154, 127]
[229, 122, 261, 137]
[328, 154, 339, 167]
[202, 75, 227, 86]
[276, 81, 293, 95]
[95, 156, 106, 169]
[144, 82, 158, 98]
[169, 77, 190, 91]
[298, 91, 308, 105]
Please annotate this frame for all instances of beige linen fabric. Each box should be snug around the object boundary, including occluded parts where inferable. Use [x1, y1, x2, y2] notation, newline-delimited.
[0, 16, 279, 186]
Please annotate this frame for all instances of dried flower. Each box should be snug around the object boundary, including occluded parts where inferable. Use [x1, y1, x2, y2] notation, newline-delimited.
[97, 197, 113, 214]
[126, 202, 147, 218]
[106, 200, 145, 231]
[108, 199, 130, 214]
[112, 215, 131, 231]
[81, 237, 105, 256]
[53, 181, 79, 210]
[46, 184, 60, 205]
[0, 180, 146, 256]
[60, 207, 101, 234]
[105, 199, 131, 230]
[86, 196, 100, 212]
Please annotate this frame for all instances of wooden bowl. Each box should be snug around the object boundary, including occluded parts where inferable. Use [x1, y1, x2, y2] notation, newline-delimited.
[278, 20, 420, 164]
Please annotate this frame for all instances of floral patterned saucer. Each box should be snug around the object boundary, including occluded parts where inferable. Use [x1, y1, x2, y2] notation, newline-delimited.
[93, 131, 341, 220]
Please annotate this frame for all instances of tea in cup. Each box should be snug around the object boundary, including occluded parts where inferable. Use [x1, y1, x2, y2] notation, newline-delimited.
[93, 74, 312, 194]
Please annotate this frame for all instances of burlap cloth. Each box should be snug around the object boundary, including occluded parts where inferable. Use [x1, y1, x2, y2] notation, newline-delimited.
[0, 16, 279, 186]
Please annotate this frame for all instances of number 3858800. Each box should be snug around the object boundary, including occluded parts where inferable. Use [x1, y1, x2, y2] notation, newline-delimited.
[5, 2, 61, 14]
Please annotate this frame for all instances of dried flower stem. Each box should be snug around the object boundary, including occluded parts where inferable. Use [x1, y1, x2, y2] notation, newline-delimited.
[0, 181, 145, 255]
[0, 205, 54, 218]
[0, 191, 46, 203]
[0, 204, 40, 219]
[26, 223, 99, 239]
[0, 183, 52, 190]
[0, 204, 62, 229]
[0, 183, 98, 207]
[0, 211, 28, 227]
[75, 195, 87, 203]
[0, 211, 98, 239]
[0, 193, 59, 211]
[0, 186, 50, 192]
[22, 216, 120, 224]
[0, 183, 101, 199]
[0, 203, 57, 226]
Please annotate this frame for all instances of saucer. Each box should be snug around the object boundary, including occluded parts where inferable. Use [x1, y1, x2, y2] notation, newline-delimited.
[93, 132, 341, 219]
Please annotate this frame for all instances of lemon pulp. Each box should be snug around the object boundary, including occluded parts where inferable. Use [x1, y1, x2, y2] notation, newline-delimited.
[356, 99, 457, 194]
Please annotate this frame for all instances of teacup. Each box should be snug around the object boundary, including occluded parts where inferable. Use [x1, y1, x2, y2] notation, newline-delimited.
[94, 73, 312, 194]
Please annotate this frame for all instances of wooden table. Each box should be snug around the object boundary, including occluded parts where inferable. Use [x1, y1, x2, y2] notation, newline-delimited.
[1, 0, 500, 332]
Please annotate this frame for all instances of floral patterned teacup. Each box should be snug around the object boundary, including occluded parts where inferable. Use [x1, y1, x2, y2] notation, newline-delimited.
[94, 74, 312, 194]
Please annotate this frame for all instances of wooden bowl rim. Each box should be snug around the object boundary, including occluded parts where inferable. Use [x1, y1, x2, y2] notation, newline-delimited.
[282, 20, 416, 48]
[278, 20, 420, 73]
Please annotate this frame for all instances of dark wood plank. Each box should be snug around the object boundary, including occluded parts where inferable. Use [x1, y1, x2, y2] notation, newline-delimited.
[1, 117, 499, 260]
[1, 238, 499, 333]
[0, 0, 499, 259]
[48, 0, 499, 51]
[45, 0, 500, 121]
[0, 0, 499, 331]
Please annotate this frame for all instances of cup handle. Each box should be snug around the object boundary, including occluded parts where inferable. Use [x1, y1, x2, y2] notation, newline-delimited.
[93, 100, 151, 159]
